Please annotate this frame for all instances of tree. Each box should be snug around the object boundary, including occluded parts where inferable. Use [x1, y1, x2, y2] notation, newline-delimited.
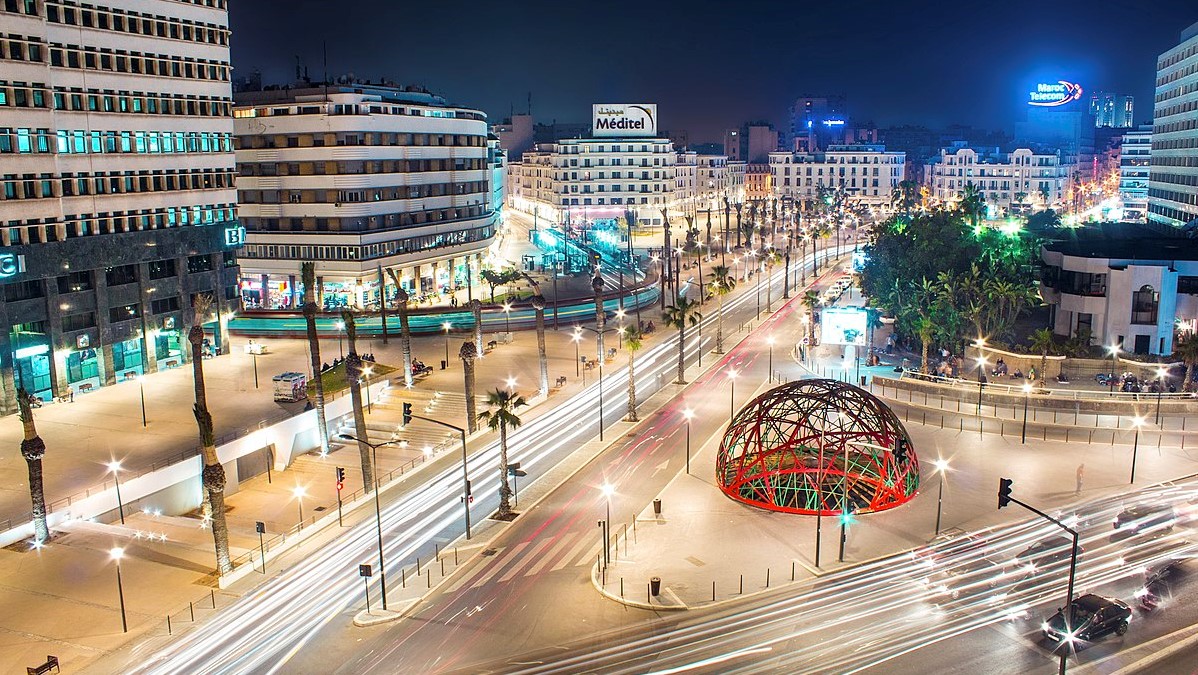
[300, 263, 330, 455]
[1175, 333, 1198, 393]
[914, 316, 936, 375]
[477, 388, 526, 518]
[762, 248, 779, 313]
[711, 265, 736, 353]
[624, 327, 643, 422]
[663, 296, 702, 384]
[17, 388, 49, 543]
[341, 311, 374, 493]
[1028, 328, 1056, 381]
[802, 290, 821, 346]
[480, 268, 522, 304]
[396, 283, 413, 388]
[660, 207, 671, 310]
[188, 294, 231, 574]
[470, 299, 483, 356]
[531, 294, 548, 395]
[592, 274, 605, 364]
[959, 181, 986, 230]
[460, 341, 479, 433]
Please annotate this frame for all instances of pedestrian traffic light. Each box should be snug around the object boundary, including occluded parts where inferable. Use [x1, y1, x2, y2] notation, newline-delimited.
[335, 467, 345, 492]
[466, 479, 473, 503]
[998, 477, 1014, 509]
[402, 402, 412, 426]
[894, 437, 908, 465]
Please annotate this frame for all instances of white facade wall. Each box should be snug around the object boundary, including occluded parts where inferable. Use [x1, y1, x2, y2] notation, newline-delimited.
[1149, 23, 1198, 228]
[926, 147, 1072, 213]
[769, 145, 905, 208]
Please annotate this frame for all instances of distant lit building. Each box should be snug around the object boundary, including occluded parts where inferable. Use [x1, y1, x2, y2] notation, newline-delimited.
[925, 145, 1072, 214]
[744, 164, 773, 202]
[1089, 92, 1134, 128]
[725, 123, 779, 164]
[1148, 21, 1198, 228]
[1119, 125, 1151, 222]
[769, 145, 905, 208]
[493, 113, 534, 160]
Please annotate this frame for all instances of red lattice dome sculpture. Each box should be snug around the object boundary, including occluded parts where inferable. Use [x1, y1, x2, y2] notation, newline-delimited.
[716, 379, 919, 515]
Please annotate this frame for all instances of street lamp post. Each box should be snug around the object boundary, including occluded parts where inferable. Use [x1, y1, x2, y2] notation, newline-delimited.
[600, 483, 614, 566]
[108, 460, 125, 525]
[362, 366, 373, 414]
[292, 485, 306, 527]
[572, 329, 582, 377]
[442, 322, 451, 369]
[933, 459, 949, 536]
[576, 324, 616, 440]
[1155, 366, 1167, 425]
[1107, 344, 1120, 395]
[727, 369, 738, 423]
[137, 374, 147, 426]
[336, 320, 346, 360]
[502, 302, 512, 338]
[1022, 382, 1032, 443]
[1130, 416, 1144, 484]
[975, 356, 987, 415]
[767, 336, 775, 384]
[338, 434, 393, 611]
[682, 407, 694, 474]
[110, 547, 128, 633]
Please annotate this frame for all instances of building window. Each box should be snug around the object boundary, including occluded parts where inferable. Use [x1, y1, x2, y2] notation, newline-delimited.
[148, 259, 176, 279]
[1131, 285, 1159, 325]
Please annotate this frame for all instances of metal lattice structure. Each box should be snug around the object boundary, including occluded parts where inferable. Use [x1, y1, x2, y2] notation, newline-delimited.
[716, 379, 919, 515]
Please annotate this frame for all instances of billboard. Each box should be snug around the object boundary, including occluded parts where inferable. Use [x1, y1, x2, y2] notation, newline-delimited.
[820, 307, 868, 346]
[1028, 81, 1083, 107]
[592, 104, 658, 137]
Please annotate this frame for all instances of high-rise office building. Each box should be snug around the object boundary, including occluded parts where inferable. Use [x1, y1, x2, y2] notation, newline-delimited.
[1119, 125, 1151, 222]
[1089, 92, 1135, 128]
[0, 0, 240, 412]
[1148, 21, 1198, 228]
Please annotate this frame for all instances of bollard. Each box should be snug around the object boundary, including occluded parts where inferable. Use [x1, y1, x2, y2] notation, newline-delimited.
[211, 590, 216, 608]
[441, 557, 445, 576]
[713, 580, 717, 601]
[427, 569, 431, 588]
[959, 419, 963, 432]
[455, 547, 459, 565]
[402, 568, 406, 588]
[650, 576, 661, 596]
[621, 577, 624, 597]
[189, 602, 195, 621]
[792, 561, 796, 581]
[435, 543, 440, 560]
[647, 583, 651, 603]
[167, 615, 172, 635]
[739, 574, 744, 594]
[653, 499, 662, 516]
[766, 568, 770, 588]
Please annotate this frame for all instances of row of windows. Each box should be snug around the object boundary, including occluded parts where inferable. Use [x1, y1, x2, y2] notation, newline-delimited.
[241, 225, 494, 263]
[0, 82, 233, 117]
[243, 205, 491, 235]
[1148, 204, 1198, 225]
[557, 144, 671, 154]
[779, 166, 896, 177]
[240, 180, 488, 205]
[45, 1, 229, 46]
[0, 127, 231, 155]
[1157, 41, 1198, 70]
[1150, 172, 1198, 188]
[557, 196, 666, 206]
[1147, 187, 1198, 207]
[1154, 57, 1198, 89]
[0, 34, 43, 62]
[1154, 79, 1198, 106]
[235, 132, 485, 150]
[936, 180, 1059, 193]
[236, 104, 485, 123]
[237, 157, 486, 177]
[0, 0, 34, 14]
[2, 204, 236, 245]
[2, 169, 233, 202]
[940, 155, 1056, 166]
[47, 43, 230, 81]
[780, 178, 887, 189]
[1154, 115, 1198, 135]
[1155, 96, 1198, 122]
[1151, 136, 1198, 151]
[1150, 156, 1198, 168]
[570, 183, 663, 194]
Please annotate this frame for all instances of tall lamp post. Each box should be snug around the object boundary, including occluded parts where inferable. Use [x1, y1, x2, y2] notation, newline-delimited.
[502, 302, 513, 338]
[107, 460, 125, 525]
[1021, 382, 1032, 444]
[338, 433, 399, 611]
[727, 369, 738, 423]
[292, 485, 307, 527]
[572, 329, 582, 377]
[933, 459, 949, 536]
[362, 366, 373, 414]
[682, 407, 694, 474]
[975, 356, 987, 415]
[336, 320, 346, 360]
[442, 321, 452, 369]
[1129, 416, 1144, 484]
[1155, 366, 1167, 425]
[600, 483, 614, 566]
[1107, 343, 1120, 395]
[766, 336, 775, 384]
[110, 547, 128, 633]
[577, 324, 616, 440]
[137, 375, 147, 427]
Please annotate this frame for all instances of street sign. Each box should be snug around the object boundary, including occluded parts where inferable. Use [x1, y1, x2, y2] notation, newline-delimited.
[255, 521, 265, 534]
[359, 564, 372, 578]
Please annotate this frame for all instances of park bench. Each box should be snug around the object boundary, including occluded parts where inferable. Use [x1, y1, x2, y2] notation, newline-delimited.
[554, 376, 567, 389]
[27, 655, 59, 675]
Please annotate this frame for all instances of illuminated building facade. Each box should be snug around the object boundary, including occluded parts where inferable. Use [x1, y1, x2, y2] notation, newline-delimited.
[1148, 21, 1198, 228]
[769, 145, 905, 208]
[0, 0, 239, 412]
[1089, 92, 1135, 128]
[1120, 125, 1151, 223]
[925, 145, 1073, 214]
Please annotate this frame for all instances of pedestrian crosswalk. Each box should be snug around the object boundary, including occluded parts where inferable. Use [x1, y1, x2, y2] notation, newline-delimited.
[443, 528, 601, 594]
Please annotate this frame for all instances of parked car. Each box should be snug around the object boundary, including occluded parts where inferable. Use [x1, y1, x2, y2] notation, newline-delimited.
[1042, 594, 1131, 644]
[1016, 536, 1082, 573]
[1138, 555, 1198, 606]
[923, 555, 1006, 601]
[1114, 504, 1177, 535]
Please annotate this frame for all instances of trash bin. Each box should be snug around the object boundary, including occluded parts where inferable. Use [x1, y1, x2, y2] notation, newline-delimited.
[441, 359, 447, 370]
[653, 498, 662, 516]
[860, 375, 867, 387]
[650, 577, 661, 596]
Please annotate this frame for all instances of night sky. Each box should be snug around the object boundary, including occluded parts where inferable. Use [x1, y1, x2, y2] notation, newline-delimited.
[230, 0, 1198, 143]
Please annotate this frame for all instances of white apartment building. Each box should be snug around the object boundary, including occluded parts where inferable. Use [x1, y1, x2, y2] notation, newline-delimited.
[1120, 125, 1151, 222]
[0, 0, 239, 410]
[234, 84, 498, 310]
[925, 146, 1072, 214]
[769, 144, 905, 208]
[1149, 21, 1198, 228]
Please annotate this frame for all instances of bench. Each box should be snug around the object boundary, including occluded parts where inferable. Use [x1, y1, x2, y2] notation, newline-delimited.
[486, 340, 498, 352]
[554, 376, 567, 389]
[28, 655, 59, 675]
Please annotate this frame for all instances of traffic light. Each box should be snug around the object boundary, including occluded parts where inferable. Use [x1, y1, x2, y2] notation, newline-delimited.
[335, 467, 345, 492]
[466, 479, 473, 503]
[998, 478, 1014, 509]
[402, 402, 412, 426]
[893, 437, 908, 465]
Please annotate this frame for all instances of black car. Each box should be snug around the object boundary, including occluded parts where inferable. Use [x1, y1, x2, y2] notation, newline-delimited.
[1016, 536, 1082, 573]
[1042, 594, 1131, 644]
[1139, 556, 1198, 603]
[1114, 504, 1176, 535]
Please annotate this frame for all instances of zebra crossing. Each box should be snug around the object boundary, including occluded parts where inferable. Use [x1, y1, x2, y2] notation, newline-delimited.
[444, 528, 602, 594]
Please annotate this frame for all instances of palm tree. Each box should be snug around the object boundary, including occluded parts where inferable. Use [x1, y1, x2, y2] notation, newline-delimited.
[663, 295, 702, 384]
[1175, 333, 1198, 393]
[531, 294, 548, 395]
[802, 290, 821, 346]
[914, 316, 936, 374]
[300, 262, 330, 455]
[396, 285, 413, 388]
[17, 388, 49, 543]
[341, 311, 374, 493]
[762, 249, 779, 313]
[624, 327, 643, 421]
[477, 388, 526, 518]
[592, 274, 605, 363]
[470, 299, 483, 356]
[460, 341, 479, 433]
[1027, 328, 1056, 382]
[959, 181, 986, 230]
[660, 207, 671, 310]
[377, 266, 389, 346]
[711, 265, 736, 354]
[188, 294, 231, 574]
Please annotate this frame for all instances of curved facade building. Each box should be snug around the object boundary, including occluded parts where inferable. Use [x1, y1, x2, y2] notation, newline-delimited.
[233, 84, 500, 310]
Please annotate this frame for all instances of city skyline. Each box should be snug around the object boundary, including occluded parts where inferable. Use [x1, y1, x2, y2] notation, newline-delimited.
[230, 0, 1198, 141]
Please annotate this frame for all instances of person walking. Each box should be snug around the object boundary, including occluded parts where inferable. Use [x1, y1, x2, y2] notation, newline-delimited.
[1075, 463, 1085, 495]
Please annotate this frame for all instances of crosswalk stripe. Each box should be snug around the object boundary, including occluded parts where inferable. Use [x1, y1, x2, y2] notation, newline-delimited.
[498, 539, 552, 583]
[441, 545, 508, 595]
[526, 532, 580, 576]
[554, 533, 599, 571]
[469, 541, 530, 589]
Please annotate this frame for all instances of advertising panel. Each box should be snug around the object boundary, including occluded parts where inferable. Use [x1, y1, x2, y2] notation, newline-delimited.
[820, 307, 869, 346]
[1028, 81, 1083, 107]
[592, 104, 658, 137]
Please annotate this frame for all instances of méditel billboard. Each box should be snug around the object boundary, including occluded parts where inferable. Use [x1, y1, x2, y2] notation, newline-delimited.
[820, 307, 868, 346]
[593, 104, 658, 137]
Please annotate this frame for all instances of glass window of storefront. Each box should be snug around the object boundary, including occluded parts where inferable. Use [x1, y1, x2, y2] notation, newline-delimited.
[154, 330, 183, 366]
[66, 348, 101, 386]
[111, 338, 144, 377]
[12, 325, 52, 399]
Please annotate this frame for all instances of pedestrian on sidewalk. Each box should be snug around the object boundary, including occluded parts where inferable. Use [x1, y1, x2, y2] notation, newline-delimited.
[1075, 463, 1085, 495]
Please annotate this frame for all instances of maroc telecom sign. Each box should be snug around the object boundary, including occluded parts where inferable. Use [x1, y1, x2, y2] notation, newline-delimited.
[593, 104, 658, 137]
[1028, 81, 1083, 107]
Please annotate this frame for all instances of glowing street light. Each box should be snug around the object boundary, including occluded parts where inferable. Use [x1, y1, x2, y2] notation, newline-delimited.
[292, 485, 307, 527]
[599, 482, 615, 566]
[110, 547, 128, 632]
[442, 321, 452, 369]
[1107, 343, 1121, 395]
[682, 407, 695, 474]
[1155, 366, 1168, 425]
[108, 460, 125, 525]
[335, 320, 346, 360]
[975, 356, 987, 415]
[1021, 382, 1033, 444]
[502, 302, 513, 337]
[572, 329, 583, 378]
[1130, 416, 1145, 484]
[933, 459, 949, 536]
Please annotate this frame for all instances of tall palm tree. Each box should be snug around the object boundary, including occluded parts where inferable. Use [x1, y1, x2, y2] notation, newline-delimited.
[959, 181, 986, 230]
[300, 262, 330, 455]
[762, 249, 779, 313]
[663, 295, 702, 384]
[396, 285, 413, 388]
[914, 316, 936, 375]
[17, 388, 49, 543]
[377, 266, 389, 346]
[711, 265, 736, 354]
[592, 274, 605, 363]
[341, 311, 374, 493]
[624, 327, 643, 422]
[802, 290, 821, 346]
[1175, 333, 1198, 393]
[531, 294, 548, 395]
[470, 299, 483, 356]
[660, 207, 671, 310]
[460, 341, 479, 433]
[1028, 328, 1056, 382]
[188, 294, 231, 574]
[477, 388, 526, 519]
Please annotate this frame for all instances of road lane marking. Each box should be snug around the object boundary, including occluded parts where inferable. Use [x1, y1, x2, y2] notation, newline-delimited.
[498, 539, 552, 583]
[526, 532, 580, 576]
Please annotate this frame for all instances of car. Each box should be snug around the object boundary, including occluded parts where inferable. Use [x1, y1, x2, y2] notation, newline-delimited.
[1138, 555, 1198, 605]
[1016, 536, 1082, 573]
[1114, 504, 1177, 535]
[923, 555, 1006, 601]
[1042, 594, 1131, 644]
[913, 531, 989, 569]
